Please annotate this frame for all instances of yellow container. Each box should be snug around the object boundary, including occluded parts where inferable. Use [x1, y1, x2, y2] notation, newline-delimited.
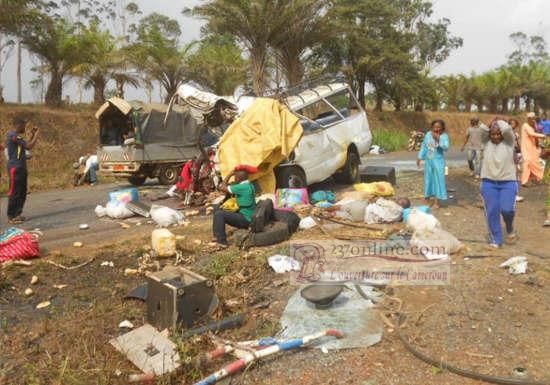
[151, 229, 176, 257]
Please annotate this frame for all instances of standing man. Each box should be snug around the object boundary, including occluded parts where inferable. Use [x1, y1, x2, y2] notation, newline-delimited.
[461, 117, 484, 179]
[5, 117, 39, 224]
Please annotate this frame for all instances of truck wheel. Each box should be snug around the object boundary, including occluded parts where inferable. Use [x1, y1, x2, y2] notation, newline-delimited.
[158, 166, 180, 185]
[128, 175, 146, 186]
[275, 166, 307, 188]
[339, 151, 360, 184]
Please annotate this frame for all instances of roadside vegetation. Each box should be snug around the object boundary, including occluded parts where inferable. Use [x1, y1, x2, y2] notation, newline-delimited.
[0, 0, 547, 115]
[371, 128, 408, 152]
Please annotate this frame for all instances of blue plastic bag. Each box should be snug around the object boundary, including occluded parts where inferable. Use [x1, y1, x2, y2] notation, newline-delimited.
[402, 205, 431, 222]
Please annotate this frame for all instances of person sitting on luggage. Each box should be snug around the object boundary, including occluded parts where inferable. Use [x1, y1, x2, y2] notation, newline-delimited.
[211, 166, 257, 248]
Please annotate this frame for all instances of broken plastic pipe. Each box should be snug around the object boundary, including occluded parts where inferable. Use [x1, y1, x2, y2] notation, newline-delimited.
[203, 337, 280, 362]
[194, 329, 344, 385]
[181, 314, 244, 339]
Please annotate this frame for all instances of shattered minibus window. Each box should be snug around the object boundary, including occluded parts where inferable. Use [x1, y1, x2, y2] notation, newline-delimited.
[324, 89, 360, 118]
[296, 99, 343, 128]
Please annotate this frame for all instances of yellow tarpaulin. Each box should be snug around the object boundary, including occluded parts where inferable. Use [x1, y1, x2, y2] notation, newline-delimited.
[219, 98, 303, 193]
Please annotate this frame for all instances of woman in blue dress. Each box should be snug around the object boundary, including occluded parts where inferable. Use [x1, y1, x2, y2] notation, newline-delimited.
[416, 119, 450, 209]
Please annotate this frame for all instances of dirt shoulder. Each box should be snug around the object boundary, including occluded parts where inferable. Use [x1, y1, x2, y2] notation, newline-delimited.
[1, 169, 549, 385]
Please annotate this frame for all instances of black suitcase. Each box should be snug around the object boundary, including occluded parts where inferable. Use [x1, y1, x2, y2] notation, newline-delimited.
[359, 166, 396, 185]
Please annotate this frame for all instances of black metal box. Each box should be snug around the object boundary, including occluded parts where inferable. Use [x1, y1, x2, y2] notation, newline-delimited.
[146, 266, 215, 330]
[359, 166, 396, 185]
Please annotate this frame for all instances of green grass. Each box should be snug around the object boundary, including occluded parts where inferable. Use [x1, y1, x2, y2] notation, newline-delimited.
[202, 249, 241, 277]
[371, 128, 408, 152]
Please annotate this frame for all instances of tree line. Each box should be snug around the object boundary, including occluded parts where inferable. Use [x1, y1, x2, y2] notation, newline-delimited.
[435, 32, 550, 114]
[0, 0, 548, 114]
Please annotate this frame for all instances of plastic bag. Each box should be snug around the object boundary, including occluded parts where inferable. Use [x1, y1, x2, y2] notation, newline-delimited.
[221, 197, 239, 212]
[402, 205, 431, 222]
[299, 216, 317, 230]
[103, 202, 134, 219]
[268, 255, 301, 273]
[150, 205, 186, 227]
[406, 209, 440, 232]
[500, 256, 528, 275]
[364, 198, 403, 224]
[354, 182, 394, 197]
[310, 190, 336, 204]
[95, 205, 107, 218]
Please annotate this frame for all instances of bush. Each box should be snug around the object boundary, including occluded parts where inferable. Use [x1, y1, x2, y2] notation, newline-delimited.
[371, 128, 408, 152]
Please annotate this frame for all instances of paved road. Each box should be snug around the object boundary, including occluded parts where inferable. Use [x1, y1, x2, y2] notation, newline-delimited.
[365, 148, 466, 171]
[0, 149, 467, 250]
[0, 181, 163, 250]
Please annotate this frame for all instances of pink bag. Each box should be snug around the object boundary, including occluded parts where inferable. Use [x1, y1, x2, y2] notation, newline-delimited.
[0, 233, 40, 263]
[274, 188, 309, 211]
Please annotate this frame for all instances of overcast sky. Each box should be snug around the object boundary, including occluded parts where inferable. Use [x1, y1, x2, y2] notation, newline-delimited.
[1, 0, 550, 103]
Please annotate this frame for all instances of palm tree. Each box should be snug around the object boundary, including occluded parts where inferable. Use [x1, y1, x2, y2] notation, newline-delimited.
[438, 75, 462, 111]
[494, 67, 514, 114]
[72, 23, 138, 104]
[506, 64, 527, 113]
[471, 74, 490, 112]
[478, 71, 500, 113]
[186, 35, 247, 95]
[128, 13, 194, 103]
[525, 61, 550, 113]
[16, 15, 87, 106]
[191, 0, 289, 95]
[270, 0, 326, 86]
[459, 73, 478, 112]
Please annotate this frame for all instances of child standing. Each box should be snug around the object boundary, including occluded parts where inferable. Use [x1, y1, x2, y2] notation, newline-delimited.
[417, 119, 450, 209]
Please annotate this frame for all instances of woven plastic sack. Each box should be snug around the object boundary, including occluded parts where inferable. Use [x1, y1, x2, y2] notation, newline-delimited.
[0, 232, 40, 263]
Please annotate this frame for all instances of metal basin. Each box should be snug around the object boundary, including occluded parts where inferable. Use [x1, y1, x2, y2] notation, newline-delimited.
[300, 284, 344, 309]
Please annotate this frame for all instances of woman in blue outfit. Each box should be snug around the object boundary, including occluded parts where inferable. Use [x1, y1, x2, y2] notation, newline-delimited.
[416, 119, 450, 209]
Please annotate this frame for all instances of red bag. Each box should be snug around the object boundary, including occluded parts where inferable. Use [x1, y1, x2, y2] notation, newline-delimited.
[234, 164, 259, 174]
[0, 233, 40, 263]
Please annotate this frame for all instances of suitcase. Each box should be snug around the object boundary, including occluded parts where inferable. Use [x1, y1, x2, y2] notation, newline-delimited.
[359, 166, 396, 185]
